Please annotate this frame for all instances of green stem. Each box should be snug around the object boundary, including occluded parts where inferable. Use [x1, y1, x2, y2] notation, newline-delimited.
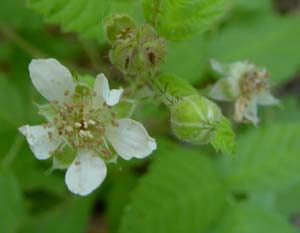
[2, 134, 24, 167]
[0, 24, 45, 58]
[151, 0, 161, 28]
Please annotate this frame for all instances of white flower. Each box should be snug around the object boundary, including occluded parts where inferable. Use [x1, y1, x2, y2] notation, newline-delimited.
[209, 59, 279, 124]
[19, 58, 157, 196]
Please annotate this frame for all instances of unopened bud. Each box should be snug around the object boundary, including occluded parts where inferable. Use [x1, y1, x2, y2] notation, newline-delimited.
[104, 14, 137, 44]
[170, 95, 222, 145]
[109, 24, 166, 77]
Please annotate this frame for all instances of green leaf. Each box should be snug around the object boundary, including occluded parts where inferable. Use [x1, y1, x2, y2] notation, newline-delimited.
[52, 147, 76, 170]
[0, 0, 41, 28]
[231, 0, 273, 12]
[248, 192, 275, 212]
[119, 139, 227, 233]
[107, 174, 138, 233]
[20, 196, 92, 233]
[212, 203, 296, 233]
[143, 0, 225, 41]
[260, 98, 300, 124]
[0, 167, 24, 233]
[27, 0, 143, 42]
[211, 117, 236, 155]
[0, 74, 24, 130]
[220, 123, 300, 193]
[161, 34, 209, 83]
[276, 184, 300, 218]
[12, 146, 67, 196]
[209, 15, 300, 84]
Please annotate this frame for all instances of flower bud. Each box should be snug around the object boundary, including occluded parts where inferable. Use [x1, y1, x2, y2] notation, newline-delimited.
[109, 24, 166, 77]
[170, 95, 222, 144]
[104, 14, 137, 44]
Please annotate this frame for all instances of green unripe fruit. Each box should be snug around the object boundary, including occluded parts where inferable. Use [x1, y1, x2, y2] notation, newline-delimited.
[170, 95, 222, 145]
[104, 14, 137, 44]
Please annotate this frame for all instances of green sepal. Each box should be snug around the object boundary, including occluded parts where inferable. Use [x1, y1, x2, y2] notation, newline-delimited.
[52, 147, 76, 170]
[37, 103, 55, 122]
[211, 117, 236, 155]
[113, 100, 137, 118]
[109, 24, 166, 77]
[104, 14, 137, 44]
[76, 74, 95, 88]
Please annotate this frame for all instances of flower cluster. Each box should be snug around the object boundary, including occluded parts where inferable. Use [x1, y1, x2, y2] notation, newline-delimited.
[209, 60, 279, 124]
[19, 58, 156, 196]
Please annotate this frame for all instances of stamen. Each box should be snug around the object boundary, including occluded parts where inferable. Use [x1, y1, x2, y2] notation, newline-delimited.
[74, 122, 82, 128]
[51, 100, 59, 105]
[88, 120, 96, 125]
[83, 121, 88, 129]
[86, 131, 94, 139]
[47, 131, 53, 140]
[66, 126, 73, 132]
[79, 130, 86, 138]
[43, 123, 50, 128]
[111, 120, 119, 127]
[49, 81, 117, 152]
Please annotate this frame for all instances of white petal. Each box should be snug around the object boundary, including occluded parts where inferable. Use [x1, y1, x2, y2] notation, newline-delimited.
[19, 125, 61, 160]
[29, 58, 75, 104]
[242, 99, 259, 125]
[92, 73, 123, 108]
[65, 151, 107, 196]
[210, 79, 235, 101]
[256, 91, 279, 106]
[229, 61, 251, 79]
[210, 59, 225, 74]
[106, 119, 157, 160]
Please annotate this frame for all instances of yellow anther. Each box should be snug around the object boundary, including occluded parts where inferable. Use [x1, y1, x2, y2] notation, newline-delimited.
[88, 120, 96, 125]
[74, 122, 82, 128]
[66, 126, 73, 132]
[79, 130, 86, 138]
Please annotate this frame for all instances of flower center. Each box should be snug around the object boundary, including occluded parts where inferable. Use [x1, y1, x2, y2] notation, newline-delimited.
[49, 87, 118, 159]
[239, 69, 268, 97]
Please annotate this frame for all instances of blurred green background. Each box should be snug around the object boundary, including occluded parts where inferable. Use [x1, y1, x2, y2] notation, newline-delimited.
[0, 0, 300, 233]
